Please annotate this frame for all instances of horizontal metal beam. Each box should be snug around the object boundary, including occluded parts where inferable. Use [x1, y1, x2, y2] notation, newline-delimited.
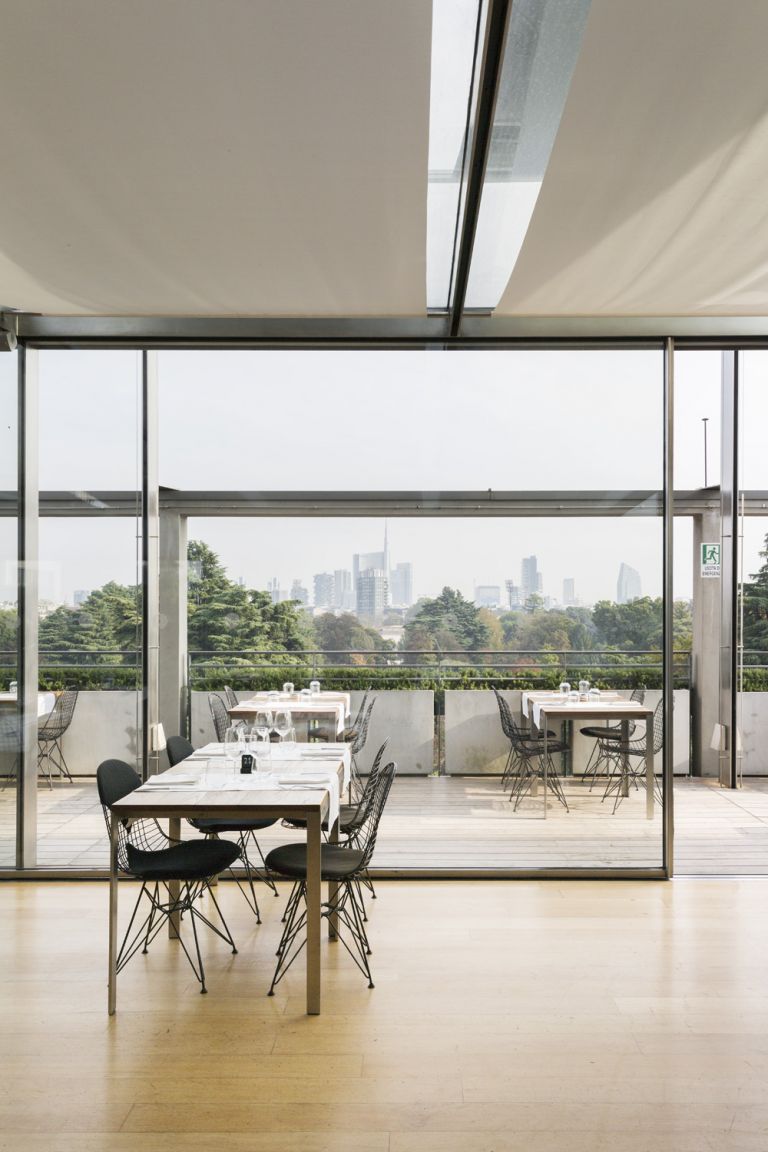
[0, 487, 758, 518]
[14, 312, 768, 348]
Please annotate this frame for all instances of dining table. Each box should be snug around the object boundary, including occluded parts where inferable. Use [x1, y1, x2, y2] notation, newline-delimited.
[228, 691, 351, 736]
[108, 741, 351, 1016]
[521, 691, 656, 819]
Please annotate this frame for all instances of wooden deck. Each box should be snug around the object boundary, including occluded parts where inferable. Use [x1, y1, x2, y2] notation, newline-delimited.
[2, 775, 768, 874]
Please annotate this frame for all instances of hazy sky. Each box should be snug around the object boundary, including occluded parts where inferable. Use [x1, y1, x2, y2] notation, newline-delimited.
[1, 347, 767, 607]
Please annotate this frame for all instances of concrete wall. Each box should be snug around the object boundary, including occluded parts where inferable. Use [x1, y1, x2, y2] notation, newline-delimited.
[444, 688, 691, 776]
[50, 686, 768, 778]
[190, 689, 436, 776]
[58, 691, 141, 775]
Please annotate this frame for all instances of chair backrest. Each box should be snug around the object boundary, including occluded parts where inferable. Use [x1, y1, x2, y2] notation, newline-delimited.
[350, 689, 370, 730]
[344, 739, 389, 834]
[223, 686, 239, 708]
[350, 696, 376, 756]
[630, 686, 646, 705]
[167, 735, 194, 767]
[96, 758, 142, 873]
[355, 761, 396, 870]
[492, 686, 514, 741]
[39, 688, 78, 738]
[208, 693, 229, 741]
[652, 697, 664, 755]
[97, 758, 171, 872]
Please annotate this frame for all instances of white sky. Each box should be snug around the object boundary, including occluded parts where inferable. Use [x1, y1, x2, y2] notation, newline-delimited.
[0, 347, 767, 607]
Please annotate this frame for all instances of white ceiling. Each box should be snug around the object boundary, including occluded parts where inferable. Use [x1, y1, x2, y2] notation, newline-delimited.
[497, 0, 768, 317]
[3, 1, 768, 321]
[0, 1, 431, 316]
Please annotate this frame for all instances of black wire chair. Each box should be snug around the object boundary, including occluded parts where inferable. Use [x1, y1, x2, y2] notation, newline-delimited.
[97, 758, 240, 994]
[505, 710, 570, 812]
[166, 735, 279, 917]
[281, 738, 390, 910]
[599, 698, 664, 812]
[266, 761, 396, 995]
[309, 688, 371, 744]
[491, 686, 555, 791]
[208, 692, 230, 742]
[223, 686, 239, 709]
[580, 686, 646, 789]
[37, 689, 78, 787]
[348, 696, 376, 802]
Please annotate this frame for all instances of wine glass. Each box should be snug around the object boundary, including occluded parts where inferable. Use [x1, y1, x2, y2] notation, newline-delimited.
[224, 725, 240, 772]
[273, 709, 292, 742]
[254, 709, 273, 746]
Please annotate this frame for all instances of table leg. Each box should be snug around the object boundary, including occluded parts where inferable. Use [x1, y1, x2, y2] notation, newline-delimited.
[621, 720, 629, 798]
[328, 814, 339, 941]
[543, 720, 548, 819]
[108, 817, 119, 1015]
[168, 816, 181, 939]
[646, 714, 654, 820]
[306, 809, 322, 1015]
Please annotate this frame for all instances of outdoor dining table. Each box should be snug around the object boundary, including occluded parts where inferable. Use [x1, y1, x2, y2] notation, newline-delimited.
[521, 691, 656, 819]
[108, 742, 351, 1016]
[229, 691, 351, 736]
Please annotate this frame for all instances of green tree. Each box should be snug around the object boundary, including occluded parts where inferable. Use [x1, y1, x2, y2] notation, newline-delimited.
[742, 533, 768, 651]
[401, 587, 490, 656]
[313, 612, 390, 664]
[591, 597, 663, 650]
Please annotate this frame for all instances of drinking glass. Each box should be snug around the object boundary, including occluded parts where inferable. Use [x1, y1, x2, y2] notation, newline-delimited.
[309, 679, 321, 695]
[254, 709, 272, 745]
[273, 709, 292, 742]
[559, 681, 571, 696]
[282, 682, 294, 695]
[224, 725, 240, 769]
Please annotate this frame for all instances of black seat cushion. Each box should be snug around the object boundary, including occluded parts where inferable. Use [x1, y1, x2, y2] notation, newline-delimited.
[126, 837, 240, 881]
[265, 842, 365, 881]
[519, 739, 569, 754]
[190, 817, 276, 834]
[580, 725, 622, 739]
[309, 723, 354, 742]
[281, 802, 359, 835]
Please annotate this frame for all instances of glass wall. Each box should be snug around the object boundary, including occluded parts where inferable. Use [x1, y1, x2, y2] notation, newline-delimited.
[0, 352, 17, 867]
[34, 351, 142, 868]
[160, 348, 667, 872]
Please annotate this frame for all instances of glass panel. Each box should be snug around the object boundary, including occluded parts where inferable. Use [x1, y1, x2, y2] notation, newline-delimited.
[735, 351, 768, 874]
[0, 351, 17, 867]
[427, 0, 482, 309]
[35, 351, 142, 869]
[465, 0, 591, 308]
[159, 349, 662, 490]
[161, 348, 665, 873]
[673, 350, 722, 875]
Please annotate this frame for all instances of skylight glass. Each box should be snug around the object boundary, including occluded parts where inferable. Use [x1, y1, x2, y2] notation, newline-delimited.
[465, 0, 591, 308]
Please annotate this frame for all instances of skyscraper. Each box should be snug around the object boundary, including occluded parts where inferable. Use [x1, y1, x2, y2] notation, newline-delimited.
[290, 579, 308, 606]
[617, 562, 642, 604]
[474, 585, 501, 608]
[505, 579, 521, 609]
[356, 568, 388, 618]
[333, 569, 354, 611]
[521, 555, 543, 600]
[313, 572, 335, 609]
[562, 578, 576, 606]
[390, 562, 413, 607]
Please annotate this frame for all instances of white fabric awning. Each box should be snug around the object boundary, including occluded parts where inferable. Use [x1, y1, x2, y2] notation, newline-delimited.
[497, 0, 768, 317]
[0, 1, 431, 317]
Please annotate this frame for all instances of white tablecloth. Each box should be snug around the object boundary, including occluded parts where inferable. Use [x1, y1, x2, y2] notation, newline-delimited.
[172, 741, 352, 827]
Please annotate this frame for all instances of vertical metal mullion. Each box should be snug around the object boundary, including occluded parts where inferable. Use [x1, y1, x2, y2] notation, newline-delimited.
[17, 345, 38, 868]
[141, 351, 160, 777]
[720, 351, 738, 788]
[662, 338, 675, 877]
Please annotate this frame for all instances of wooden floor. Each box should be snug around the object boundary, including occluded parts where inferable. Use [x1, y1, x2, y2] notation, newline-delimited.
[1, 877, 768, 1150]
[2, 775, 768, 874]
